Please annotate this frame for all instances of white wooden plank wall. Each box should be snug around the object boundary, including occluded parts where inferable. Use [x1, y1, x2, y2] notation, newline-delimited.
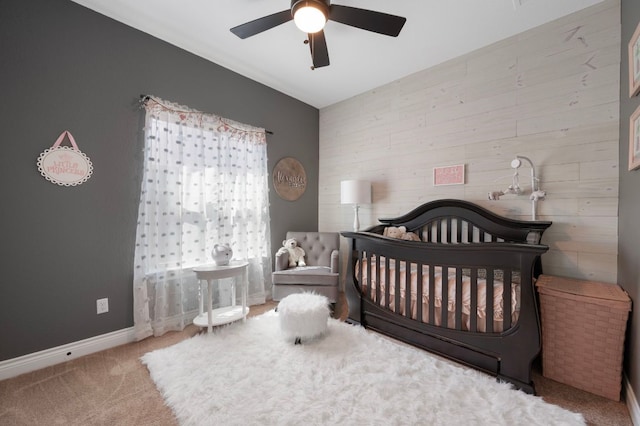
[319, 0, 620, 283]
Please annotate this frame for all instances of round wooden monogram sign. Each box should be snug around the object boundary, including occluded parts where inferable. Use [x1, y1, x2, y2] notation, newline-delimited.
[273, 157, 307, 201]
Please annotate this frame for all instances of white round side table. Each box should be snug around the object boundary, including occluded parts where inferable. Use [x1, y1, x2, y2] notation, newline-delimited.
[192, 261, 249, 333]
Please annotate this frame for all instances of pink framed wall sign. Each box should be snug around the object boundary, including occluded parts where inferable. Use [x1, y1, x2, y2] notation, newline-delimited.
[629, 20, 640, 97]
[433, 164, 465, 186]
[629, 105, 640, 170]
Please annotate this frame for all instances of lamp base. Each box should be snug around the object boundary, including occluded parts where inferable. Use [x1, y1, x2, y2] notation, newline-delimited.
[352, 204, 360, 232]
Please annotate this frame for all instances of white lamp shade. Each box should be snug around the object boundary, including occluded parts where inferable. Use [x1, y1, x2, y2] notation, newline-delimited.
[341, 180, 371, 205]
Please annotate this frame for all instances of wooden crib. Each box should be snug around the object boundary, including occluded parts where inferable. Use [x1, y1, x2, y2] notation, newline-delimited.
[341, 199, 552, 393]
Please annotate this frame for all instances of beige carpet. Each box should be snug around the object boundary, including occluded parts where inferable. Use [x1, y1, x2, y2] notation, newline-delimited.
[0, 296, 632, 426]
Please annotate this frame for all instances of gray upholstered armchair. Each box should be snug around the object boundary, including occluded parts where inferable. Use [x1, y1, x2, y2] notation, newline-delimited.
[272, 232, 340, 303]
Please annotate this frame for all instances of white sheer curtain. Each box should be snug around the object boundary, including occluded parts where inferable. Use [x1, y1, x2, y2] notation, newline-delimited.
[133, 97, 272, 340]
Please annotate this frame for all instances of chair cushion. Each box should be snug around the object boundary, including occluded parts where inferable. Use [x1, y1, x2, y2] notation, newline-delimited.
[272, 266, 338, 286]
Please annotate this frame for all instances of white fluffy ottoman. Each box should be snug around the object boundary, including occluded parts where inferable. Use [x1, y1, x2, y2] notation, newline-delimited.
[278, 293, 330, 344]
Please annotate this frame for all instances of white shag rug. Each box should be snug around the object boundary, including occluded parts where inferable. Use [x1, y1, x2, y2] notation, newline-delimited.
[142, 311, 585, 426]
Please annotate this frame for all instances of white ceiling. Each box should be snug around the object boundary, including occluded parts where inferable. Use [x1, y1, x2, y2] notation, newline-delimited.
[71, 0, 604, 109]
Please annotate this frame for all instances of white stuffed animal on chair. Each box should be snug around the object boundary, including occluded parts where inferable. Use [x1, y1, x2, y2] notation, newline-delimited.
[280, 238, 306, 267]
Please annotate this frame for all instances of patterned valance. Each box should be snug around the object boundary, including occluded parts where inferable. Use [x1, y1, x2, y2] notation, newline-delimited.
[142, 96, 266, 145]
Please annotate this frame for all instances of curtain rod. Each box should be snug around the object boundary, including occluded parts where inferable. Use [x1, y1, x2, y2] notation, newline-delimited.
[139, 95, 273, 135]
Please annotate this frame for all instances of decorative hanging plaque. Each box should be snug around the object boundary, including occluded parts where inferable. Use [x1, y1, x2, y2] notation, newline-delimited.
[37, 130, 93, 186]
[273, 157, 307, 201]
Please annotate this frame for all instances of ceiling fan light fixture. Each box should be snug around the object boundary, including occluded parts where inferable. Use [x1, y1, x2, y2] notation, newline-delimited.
[292, 1, 328, 34]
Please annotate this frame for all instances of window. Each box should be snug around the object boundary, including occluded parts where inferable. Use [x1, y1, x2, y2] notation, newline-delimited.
[133, 97, 271, 339]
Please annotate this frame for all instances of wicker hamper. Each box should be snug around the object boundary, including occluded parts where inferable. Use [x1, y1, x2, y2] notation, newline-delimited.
[536, 275, 632, 401]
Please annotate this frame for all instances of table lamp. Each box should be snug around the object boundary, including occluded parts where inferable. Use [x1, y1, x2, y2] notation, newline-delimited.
[340, 180, 371, 232]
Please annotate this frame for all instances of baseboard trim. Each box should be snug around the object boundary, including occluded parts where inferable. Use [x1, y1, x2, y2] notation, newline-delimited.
[625, 373, 640, 426]
[0, 327, 136, 381]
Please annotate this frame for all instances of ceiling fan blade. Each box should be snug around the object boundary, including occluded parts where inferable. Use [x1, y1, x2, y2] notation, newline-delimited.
[309, 30, 330, 69]
[230, 10, 292, 39]
[329, 5, 406, 37]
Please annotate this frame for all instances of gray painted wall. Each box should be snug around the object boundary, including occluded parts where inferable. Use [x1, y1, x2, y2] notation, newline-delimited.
[0, 0, 319, 361]
[619, 0, 640, 408]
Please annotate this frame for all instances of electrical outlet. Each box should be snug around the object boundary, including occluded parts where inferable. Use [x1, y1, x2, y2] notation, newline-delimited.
[97, 298, 109, 314]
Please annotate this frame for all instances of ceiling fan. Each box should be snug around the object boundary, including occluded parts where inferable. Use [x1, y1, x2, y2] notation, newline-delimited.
[230, 1, 406, 70]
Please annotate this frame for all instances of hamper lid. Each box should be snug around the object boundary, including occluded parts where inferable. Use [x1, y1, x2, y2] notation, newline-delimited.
[536, 274, 631, 310]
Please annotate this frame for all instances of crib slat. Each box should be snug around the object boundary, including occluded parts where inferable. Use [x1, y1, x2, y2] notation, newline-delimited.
[394, 259, 401, 312]
[384, 257, 391, 309]
[417, 263, 423, 322]
[503, 270, 512, 330]
[405, 261, 411, 317]
[486, 269, 494, 333]
[441, 266, 449, 328]
[456, 218, 462, 243]
[436, 219, 442, 242]
[446, 217, 452, 243]
[366, 252, 372, 300]
[467, 223, 473, 243]
[455, 267, 463, 330]
[428, 264, 435, 324]
[357, 251, 364, 296]
[375, 255, 381, 306]
[470, 269, 478, 332]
